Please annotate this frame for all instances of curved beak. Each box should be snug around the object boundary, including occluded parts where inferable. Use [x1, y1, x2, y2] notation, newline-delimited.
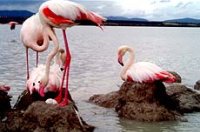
[118, 54, 124, 66]
[39, 85, 45, 97]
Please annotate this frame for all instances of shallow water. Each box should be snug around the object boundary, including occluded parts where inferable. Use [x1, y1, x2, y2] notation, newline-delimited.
[1, 25, 200, 131]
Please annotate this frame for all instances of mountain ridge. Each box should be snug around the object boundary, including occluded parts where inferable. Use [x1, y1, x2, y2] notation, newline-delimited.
[0, 10, 200, 26]
[107, 16, 200, 24]
[164, 18, 200, 24]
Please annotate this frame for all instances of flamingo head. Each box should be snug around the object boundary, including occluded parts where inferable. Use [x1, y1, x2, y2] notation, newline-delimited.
[117, 45, 130, 66]
[27, 78, 47, 97]
[37, 77, 49, 97]
[26, 79, 37, 95]
[29, 75, 48, 97]
[55, 48, 66, 71]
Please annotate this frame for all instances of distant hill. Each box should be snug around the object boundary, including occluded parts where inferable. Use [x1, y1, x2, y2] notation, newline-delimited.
[106, 16, 148, 22]
[0, 10, 34, 24]
[164, 18, 200, 24]
[105, 16, 200, 26]
[0, 10, 34, 18]
[107, 16, 200, 24]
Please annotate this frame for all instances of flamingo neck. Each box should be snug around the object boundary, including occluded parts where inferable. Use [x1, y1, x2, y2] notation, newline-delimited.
[120, 48, 134, 81]
[42, 26, 59, 85]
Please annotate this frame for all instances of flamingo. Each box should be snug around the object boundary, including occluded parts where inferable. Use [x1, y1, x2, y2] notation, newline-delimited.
[20, 13, 58, 80]
[27, 48, 66, 96]
[38, 0, 106, 106]
[117, 45, 176, 83]
[9, 21, 18, 30]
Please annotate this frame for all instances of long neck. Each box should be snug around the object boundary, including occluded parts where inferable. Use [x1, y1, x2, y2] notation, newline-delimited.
[29, 14, 50, 52]
[54, 50, 66, 66]
[120, 48, 134, 80]
[44, 26, 59, 81]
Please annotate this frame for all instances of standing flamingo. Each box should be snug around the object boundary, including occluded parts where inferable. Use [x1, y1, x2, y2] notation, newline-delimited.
[20, 13, 58, 80]
[38, 0, 106, 106]
[117, 45, 176, 83]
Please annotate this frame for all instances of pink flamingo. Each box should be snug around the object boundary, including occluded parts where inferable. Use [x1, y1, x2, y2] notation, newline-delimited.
[9, 21, 18, 30]
[118, 45, 176, 83]
[38, 0, 106, 106]
[20, 13, 58, 79]
[27, 49, 66, 96]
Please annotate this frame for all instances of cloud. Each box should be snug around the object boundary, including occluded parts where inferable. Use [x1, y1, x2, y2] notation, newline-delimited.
[72, 0, 123, 17]
[0, 0, 200, 21]
[160, 0, 170, 3]
[151, 0, 200, 20]
[175, 2, 192, 8]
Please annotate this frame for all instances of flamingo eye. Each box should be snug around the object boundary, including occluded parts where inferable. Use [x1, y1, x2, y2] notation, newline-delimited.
[33, 83, 35, 86]
[60, 68, 64, 71]
[38, 81, 41, 83]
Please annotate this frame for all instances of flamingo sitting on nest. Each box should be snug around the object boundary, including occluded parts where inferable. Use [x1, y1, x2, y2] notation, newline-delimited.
[117, 45, 176, 83]
[27, 48, 66, 97]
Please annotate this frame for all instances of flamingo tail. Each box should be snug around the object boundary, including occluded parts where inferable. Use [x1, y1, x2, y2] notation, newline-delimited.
[87, 11, 106, 27]
[156, 71, 176, 83]
[77, 8, 106, 29]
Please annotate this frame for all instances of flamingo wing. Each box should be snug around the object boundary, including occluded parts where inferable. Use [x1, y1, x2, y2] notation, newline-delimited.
[42, 7, 74, 25]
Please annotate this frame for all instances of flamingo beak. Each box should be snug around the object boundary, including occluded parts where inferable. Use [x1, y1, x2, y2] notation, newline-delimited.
[39, 85, 45, 97]
[118, 54, 124, 66]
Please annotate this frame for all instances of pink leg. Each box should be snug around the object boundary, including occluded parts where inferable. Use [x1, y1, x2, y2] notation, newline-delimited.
[36, 51, 38, 67]
[26, 48, 29, 80]
[59, 29, 71, 107]
[59, 61, 70, 106]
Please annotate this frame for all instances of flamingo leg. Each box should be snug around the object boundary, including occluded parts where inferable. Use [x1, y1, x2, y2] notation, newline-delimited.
[59, 29, 71, 106]
[26, 47, 29, 80]
[36, 51, 38, 67]
[55, 58, 67, 103]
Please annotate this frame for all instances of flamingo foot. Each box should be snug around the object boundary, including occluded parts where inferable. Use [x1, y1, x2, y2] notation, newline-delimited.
[59, 98, 69, 107]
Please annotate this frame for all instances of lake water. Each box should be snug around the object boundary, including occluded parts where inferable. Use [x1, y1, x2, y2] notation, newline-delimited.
[1, 25, 200, 131]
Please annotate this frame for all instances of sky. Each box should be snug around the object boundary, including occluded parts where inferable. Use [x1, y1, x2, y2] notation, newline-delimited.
[1, 0, 200, 21]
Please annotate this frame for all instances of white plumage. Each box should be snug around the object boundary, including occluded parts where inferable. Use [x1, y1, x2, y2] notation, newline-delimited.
[40, 0, 86, 20]
[26, 64, 63, 94]
[26, 49, 65, 96]
[20, 13, 48, 51]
